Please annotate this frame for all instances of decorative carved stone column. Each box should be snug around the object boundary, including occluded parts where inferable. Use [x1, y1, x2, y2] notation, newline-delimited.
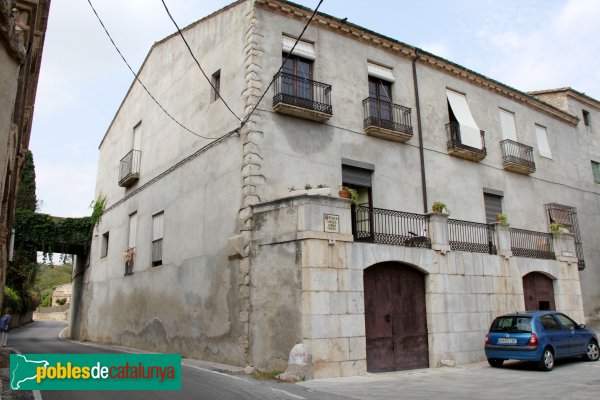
[427, 212, 451, 254]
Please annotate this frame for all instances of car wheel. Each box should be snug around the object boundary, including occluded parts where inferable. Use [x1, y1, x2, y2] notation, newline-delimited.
[585, 341, 599, 362]
[487, 358, 503, 368]
[538, 348, 554, 371]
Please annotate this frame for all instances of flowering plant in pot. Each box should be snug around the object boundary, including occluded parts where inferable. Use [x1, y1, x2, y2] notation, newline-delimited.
[495, 213, 508, 226]
[431, 201, 449, 214]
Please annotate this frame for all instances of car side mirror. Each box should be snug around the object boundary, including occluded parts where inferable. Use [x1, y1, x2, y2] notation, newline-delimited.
[579, 324, 586, 329]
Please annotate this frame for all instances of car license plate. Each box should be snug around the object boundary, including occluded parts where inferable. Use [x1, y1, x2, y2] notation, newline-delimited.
[498, 338, 517, 344]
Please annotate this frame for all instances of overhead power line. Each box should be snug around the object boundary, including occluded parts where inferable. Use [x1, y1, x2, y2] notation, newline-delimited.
[240, 0, 324, 129]
[160, 0, 242, 123]
[87, 0, 226, 140]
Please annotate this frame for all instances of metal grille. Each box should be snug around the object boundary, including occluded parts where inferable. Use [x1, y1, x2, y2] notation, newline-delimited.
[510, 228, 555, 260]
[362, 97, 413, 135]
[119, 149, 141, 185]
[545, 203, 584, 268]
[273, 71, 332, 115]
[352, 205, 431, 248]
[448, 219, 497, 254]
[152, 238, 163, 267]
[500, 139, 536, 171]
[445, 122, 487, 156]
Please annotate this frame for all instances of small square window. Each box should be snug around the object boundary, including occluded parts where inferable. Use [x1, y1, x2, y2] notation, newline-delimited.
[592, 161, 600, 184]
[101, 232, 109, 258]
[211, 70, 220, 102]
[583, 110, 591, 127]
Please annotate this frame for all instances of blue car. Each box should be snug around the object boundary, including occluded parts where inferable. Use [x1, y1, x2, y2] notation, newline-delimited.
[485, 311, 599, 371]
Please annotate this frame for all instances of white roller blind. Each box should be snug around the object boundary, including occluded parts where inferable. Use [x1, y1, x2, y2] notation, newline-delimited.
[499, 109, 517, 141]
[367, 62, 395, 82]
[446, 90, 482, 149]
[128, 213, 137, 248]
[152, 212, 164, 241]
[535, 125, 552, 159]
[282, 36, 315, 60]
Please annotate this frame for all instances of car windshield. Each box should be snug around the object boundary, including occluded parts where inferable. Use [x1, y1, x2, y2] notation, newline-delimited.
[490, 316, 532, 333]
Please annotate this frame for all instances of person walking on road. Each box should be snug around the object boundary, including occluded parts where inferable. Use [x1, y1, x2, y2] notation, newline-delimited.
[0, 308, 12, 347]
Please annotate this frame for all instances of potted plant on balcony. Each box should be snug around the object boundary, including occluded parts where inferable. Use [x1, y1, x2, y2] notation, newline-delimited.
[339, 186, 351, 198]
[495, 213, 509, 227]
[123, 248, 135, 263]
[431, 201, 449, 214]
[550, 222, 567, 237]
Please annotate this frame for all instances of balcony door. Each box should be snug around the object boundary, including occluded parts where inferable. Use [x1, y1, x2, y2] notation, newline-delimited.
[343, 163, 373, 241]
[368, 77, 392, 122]
[282, 54, 312, 101]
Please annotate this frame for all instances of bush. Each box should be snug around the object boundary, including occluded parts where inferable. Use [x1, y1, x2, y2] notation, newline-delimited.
[55, 298, 67, 306]
[40, 290, 52, 307]
[2, 286, 22, 313]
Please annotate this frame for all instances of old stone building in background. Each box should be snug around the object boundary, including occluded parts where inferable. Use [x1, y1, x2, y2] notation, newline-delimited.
[0, 0, 50, 305]
[75, 0, 600, 379]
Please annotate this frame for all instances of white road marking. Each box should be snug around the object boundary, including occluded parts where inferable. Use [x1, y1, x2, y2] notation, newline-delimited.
[270, 388, 307, 399]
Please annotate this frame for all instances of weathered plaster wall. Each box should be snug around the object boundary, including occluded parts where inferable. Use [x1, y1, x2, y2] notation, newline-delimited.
[80, 1, 252, 365]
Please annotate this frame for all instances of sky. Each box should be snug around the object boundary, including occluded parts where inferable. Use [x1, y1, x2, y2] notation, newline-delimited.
[29, 0, 600, 218]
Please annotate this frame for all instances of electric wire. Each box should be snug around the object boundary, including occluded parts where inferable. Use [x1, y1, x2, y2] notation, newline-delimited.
[160, 0, 242, 123]
[239, 0, 324, 129]
[87, 0, 227, 140]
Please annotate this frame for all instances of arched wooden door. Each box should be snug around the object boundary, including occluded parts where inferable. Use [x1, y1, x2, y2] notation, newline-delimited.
[523, 272, 555, 311]
[363, 262, 429, 372]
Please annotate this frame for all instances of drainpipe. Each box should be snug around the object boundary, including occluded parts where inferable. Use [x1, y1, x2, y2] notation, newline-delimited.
[412, 48, 428, 214]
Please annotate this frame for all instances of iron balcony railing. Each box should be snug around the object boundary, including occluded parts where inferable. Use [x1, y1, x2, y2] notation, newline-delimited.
[273, 71, 332, 115]
[352, 205, 431, 248]
[362, 97, 413, 135]
[510, 228, 555, 260]
[118, 149, 141, 187]
[152, 238, 163, 267]
[448, 219, 497, 254]
[500, 139, 535, 172]
[445, 122, 487, 159]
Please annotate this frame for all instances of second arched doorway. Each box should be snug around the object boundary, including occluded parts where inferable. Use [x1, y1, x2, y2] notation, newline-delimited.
[523, 272, 556, 311]
[363, 262, 429, 372]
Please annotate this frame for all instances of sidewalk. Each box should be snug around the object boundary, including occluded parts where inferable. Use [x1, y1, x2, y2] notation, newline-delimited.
[0, 346, 35, 400]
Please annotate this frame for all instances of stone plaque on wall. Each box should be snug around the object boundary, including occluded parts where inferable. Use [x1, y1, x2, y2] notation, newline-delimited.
[323, 214, 339, 233]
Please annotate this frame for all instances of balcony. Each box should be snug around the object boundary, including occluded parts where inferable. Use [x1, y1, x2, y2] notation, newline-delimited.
[510, 228, 555, 260]
[273, 71, 332, 121]
[352, 205, 431, 248]
[118, 149, 141, 187]
[363, 97, 413, 142]
[446, 122, 487, 162]
[500, 139, 536, 175]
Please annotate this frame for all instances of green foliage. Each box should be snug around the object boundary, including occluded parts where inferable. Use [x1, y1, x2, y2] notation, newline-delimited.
[2, 286, 21, 313]
[40, 290, 52, 307]
[431, 201, 449, 214]
[496, 213, 509, 226]
[55, 298, 67, 306]
[345, 187, 361, 206]
[90, 194, 107, 230]
[252, 370, 285, 381]
[15, 150, 37, 211]
[550, 222, 564, 237]
[35, 264, 73, 294]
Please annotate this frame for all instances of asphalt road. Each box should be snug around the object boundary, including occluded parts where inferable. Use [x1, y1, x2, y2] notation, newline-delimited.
[9, 320, 349, 400]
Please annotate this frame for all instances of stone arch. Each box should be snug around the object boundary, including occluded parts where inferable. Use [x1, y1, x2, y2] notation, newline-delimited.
[523, 271, 556, 311]
[363, 261, 429, 372]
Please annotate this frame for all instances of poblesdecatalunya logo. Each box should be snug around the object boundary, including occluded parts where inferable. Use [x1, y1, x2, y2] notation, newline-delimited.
[10, 354, 181, 390]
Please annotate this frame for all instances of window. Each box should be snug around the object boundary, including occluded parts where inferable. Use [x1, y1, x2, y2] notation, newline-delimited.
[582, 109, 591, 127]
[126, 212, 137, 275]
[281, 53, 313, 100]
[555, 314, 577, 330]
[368, 76, 393, 121]
[499, 109, 517, 141]
[152, 212, 164, 267]
[446, 89, 482, 149]
[592, 161, 600, 184]
[133, 122, 141, 151]
[483, 190, 503, 224]
[210, 70, 220, 102]
[540, 315, 560, 331]
[100, 232, 109, 258]
[535, 124, 552, 159]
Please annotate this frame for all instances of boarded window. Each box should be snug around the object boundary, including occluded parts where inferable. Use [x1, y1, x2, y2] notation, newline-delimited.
[484, 193, 503, 224]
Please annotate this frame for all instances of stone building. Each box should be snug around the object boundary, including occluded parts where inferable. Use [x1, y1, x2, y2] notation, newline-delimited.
[0, 0, 50, 304]
[74, 0, 599, 378]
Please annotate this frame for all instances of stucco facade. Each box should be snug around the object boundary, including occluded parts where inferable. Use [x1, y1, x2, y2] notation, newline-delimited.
[77, 0, 598, 379]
